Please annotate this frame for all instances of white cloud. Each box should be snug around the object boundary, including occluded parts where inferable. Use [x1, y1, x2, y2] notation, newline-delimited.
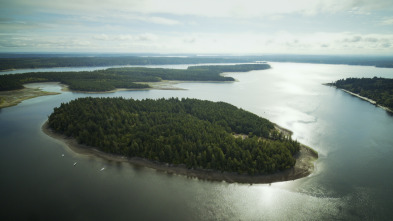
[4, 0, 393, 18]
[93, 34, 109, 40]
[110, 14, 181, 26]
[381, 18, 393, 25]
[0, 35, 92, 50]
[123, 0, 392, 17]
[146, 17, 181, 25]
[343, 36, 362, 42]
[1, 31, 393, 54]
[1, 0, 393, 54]
[93, 33, 158, 42]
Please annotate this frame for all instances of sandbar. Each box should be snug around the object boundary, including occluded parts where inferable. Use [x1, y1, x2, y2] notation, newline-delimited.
[0, 86, 59, 109]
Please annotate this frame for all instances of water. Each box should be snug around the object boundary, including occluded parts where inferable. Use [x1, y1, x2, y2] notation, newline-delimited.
[1, 62, 393, 220]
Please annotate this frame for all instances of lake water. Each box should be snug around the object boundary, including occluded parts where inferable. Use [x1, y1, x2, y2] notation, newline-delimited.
[1, 62, 393, 220]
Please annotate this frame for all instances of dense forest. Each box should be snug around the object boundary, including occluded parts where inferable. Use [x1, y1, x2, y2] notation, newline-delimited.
[48, 97, 300, 175]
[328, 77, 393, 110]
[0, 64, 270, 92]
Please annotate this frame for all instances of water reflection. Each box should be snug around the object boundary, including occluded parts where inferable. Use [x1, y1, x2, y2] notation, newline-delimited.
[1, 62, 393, 220]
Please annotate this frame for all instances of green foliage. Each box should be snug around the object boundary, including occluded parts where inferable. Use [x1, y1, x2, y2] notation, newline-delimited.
[48, 97, 300, 175]
[330, 77, 393, 110]
[0, 75, 24, 90]
[0, 64, 270, 91]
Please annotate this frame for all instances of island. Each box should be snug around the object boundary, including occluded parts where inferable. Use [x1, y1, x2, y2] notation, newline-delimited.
[43, 97, 318, 183]
[326, 77, 393, 112]
[0, 64, 270, 92]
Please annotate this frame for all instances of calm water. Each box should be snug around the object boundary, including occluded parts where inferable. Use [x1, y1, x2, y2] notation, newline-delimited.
[1, 62, 393, 220]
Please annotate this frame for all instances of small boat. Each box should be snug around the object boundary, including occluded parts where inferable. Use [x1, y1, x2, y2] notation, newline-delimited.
[61, 154, 64, 157]
[73, 162, 77, 166]
[100, 167, 105, 171]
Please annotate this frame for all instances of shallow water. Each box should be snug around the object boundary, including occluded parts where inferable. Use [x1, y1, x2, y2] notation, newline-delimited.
[1, 62, 393, 220]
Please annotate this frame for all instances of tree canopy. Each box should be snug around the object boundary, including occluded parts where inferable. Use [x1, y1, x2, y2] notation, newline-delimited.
[48, 97, 300, 175]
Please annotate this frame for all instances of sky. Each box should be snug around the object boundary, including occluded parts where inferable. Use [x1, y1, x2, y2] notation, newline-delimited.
[1, 0, 393, 55]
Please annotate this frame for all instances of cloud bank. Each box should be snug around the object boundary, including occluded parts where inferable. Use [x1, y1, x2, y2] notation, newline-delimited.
[1, 0, 393, 54]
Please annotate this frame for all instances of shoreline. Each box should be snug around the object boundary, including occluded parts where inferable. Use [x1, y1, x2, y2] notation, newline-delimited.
[326, 84, 393, 113]
[57, 81, 197, 93]
[42, 121, 318, 184]
[340, 89, 393, 113]
[63, 80, 233, 93]
[0, 87, 59, 109]
[0, 79, 230, 108]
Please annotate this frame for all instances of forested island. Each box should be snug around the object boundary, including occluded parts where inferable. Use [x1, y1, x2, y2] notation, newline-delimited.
[45, 97, 318, 183]
[327, 77, 393, 111]
[0, 64, 270, 92]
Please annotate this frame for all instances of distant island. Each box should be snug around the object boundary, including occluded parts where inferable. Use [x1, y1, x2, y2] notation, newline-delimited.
[326, 77, 393, 112]
[43, 97, 318, 183]
[0, 64, 270, 92]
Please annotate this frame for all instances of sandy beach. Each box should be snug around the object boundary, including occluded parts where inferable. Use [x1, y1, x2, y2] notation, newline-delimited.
[324, 83, 393, 113]
[0, 87, 59, 109]
[58, 80, 187, 94]
[340, 88, 393, 113]
[42, 121, 318, 184]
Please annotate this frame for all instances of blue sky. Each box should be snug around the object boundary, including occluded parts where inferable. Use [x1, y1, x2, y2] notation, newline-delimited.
[1, 0, 393, 54]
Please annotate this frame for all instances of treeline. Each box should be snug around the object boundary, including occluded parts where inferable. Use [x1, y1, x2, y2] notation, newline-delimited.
[0, 64, 270, 92]
[48, 97, 300, 175]
[0, 56, 249, 71]
[329, 77, 393, 110]
[1, 54, 392, 70]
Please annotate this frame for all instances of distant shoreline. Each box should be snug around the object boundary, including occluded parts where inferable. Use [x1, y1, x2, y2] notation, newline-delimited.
[42, 121, 318, 184]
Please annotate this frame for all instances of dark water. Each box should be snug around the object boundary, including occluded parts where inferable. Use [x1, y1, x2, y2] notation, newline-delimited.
[1, 62, 393, 220]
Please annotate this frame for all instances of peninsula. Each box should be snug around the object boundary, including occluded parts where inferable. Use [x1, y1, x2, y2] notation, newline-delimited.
[44, 97, 318, 183]
[326, 77, 393, 112]
[0, 84, 59, 109]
